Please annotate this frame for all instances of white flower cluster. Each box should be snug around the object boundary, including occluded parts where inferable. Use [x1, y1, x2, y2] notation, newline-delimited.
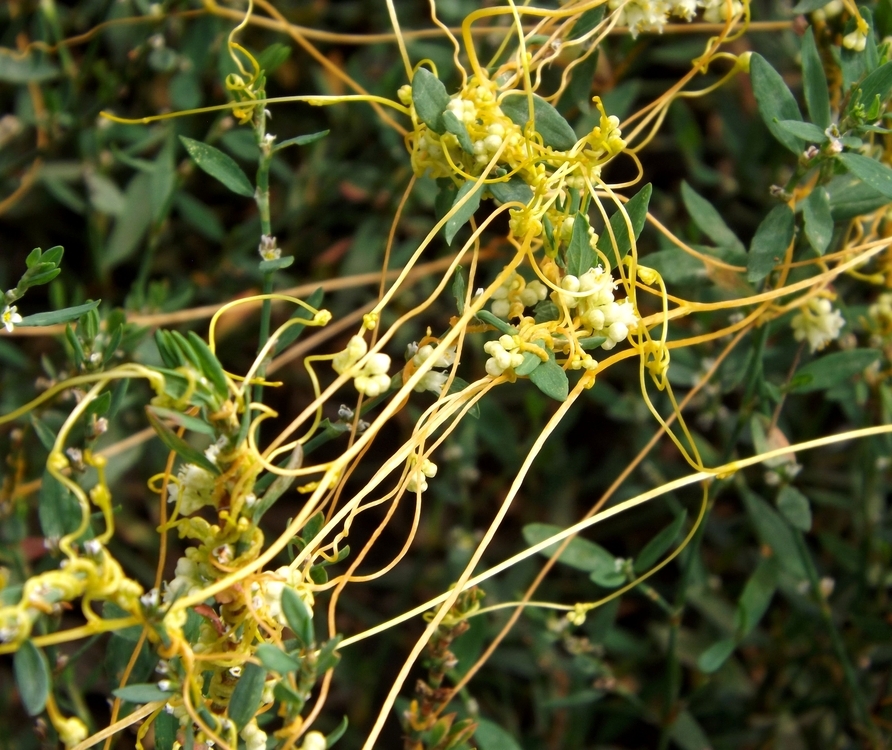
[490, 272, 548, 319]
[791, 297, 845, 352]
[250, 566, 315, 629]
[241, 720, 268, 750]
[167, 441, 224, 515]
[608, 0, 742, 37]
[868, 292, 892, 335]
[410, 342, 457, 395]
[484, 334, 526, 376]
[407, 456, 438, 493]
[332, 335, 392, 398]
[556, 267, 639, 350]
[163, 549, 213, 603]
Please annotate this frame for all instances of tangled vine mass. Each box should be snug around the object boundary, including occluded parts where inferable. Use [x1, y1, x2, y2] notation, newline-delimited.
[1, 0, 892, 748]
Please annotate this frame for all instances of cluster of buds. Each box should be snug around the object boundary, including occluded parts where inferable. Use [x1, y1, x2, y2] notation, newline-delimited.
[555, 266, 639, 350]
[483, 335, 526, 376]
[791, 297, 845, 352]
[332, 335, 392, 398]
[407, 455, 438, 493]
[490, 272, 549, 319]
[409, 341, 457, 395]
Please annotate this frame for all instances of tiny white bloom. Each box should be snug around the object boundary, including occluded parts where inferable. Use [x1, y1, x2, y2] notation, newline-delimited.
[2, 305, 24, 333]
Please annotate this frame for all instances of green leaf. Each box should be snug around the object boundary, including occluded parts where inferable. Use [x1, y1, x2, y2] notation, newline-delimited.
[838, 152, 892, 199]
[500, 93, 578, 151]
[145, 408, 220, 475]
[275, 129, 330, 151]
[262, 258, 295, 276]
[777, 486, 812, 532]
[152, 135, 177, 223]
[488, 176, 533, 206]
[112, 683, 172, 703]
[578, 335, 607, 350]
[668, 711, 712, 750]
[326, 716, 349, 747]
[800, 28, 831, 129]
[14, 641, 51, 716]
[529, 357, 569, 401]
[741, 490, 806, 579]
[186, 331, 230, 401]
[774, 119, 826, 142]
[568, 5, 606, 39]
[790, 348, 881, 393]
[154, 709, 178, 750]
[734, 558, 778, 637]
[18, 300, 101, 327]
[680, 181, 744, 253]
[412, 67, 450, 134]
[596, 183, 652, 267]
[633, 510, 687, 574]
[750, 53, 805, 154]
[445, 180, 483, 245]
[514, 350, 544, 377]
[565, 212, 595, 276]
[41, 245, 64, 266]
[146, 407, 215, 436]
[281, 587, 314, 647]
[476, 310, 517, 335]
[746, 205, 794, 282]
[316, 634, 343, 673]
[826, 173, 888, 219]
[792, 0, 831, 10]
[442, 110, 474, 153]
[256, 42, 291, 75]
[855, 61, 892, 114]
[174, 192, 225, 242]
[474, 718, 523, 750]
[179, 136, 254, 197]
[522, 523, 617, 581]
[452, 267, 466, 315]
[30, 415, 57, 452]
[227, 662, 267, 730]
[803, 187, 833, 255]
[697, 638, 736, 674]
[104, 171, 153, 271]
[255, 643, 301, 673]
[0, 52, 60, 83]
[39, 469, 81, 540]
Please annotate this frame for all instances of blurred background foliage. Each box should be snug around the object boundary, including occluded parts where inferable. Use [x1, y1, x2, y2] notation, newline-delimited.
[1, 0, 891, 748]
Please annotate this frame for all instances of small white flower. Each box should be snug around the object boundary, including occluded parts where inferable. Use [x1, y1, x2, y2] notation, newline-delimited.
[791, 297, 845, 352]
[241, 720, 269, 750]
[2, 305, 24, 333]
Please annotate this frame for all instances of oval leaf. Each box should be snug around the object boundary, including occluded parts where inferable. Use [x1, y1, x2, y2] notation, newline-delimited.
[474, 718, 523, 750]
[445, 180, 483, 245]
[281, 587, 315, 647]
[597, 183, 653, 266]
[800, 28, 831, 129]
[680, 181, 744, 253]
[522, 523, 614, 573]
[803, 187, 833, 256]
[777, 486, 812, 532]
[838, 152, 892, 199]
[112, 682, 172, 703]
[565, 212, 595, 277]
[697, 638, 736, 674]
[18, 300, 101, 327]
[179, 136, 254, 197]
[500, 93, 577, 151]
[750, 53, 804, 154]
[227, 662, 267, 730]
[411, 67, 450, 134]
[14, 641, 50, 716]
[746, 204, 794, 282]
[790, 348, 881, 393]
[528, 358, 569, 401]
[774, 119, 826, 142]
[442, 110, 474, 153]
[488, 176, 533, 206]
[255, 643, 301, 673]
[634, 510, 688, 574]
